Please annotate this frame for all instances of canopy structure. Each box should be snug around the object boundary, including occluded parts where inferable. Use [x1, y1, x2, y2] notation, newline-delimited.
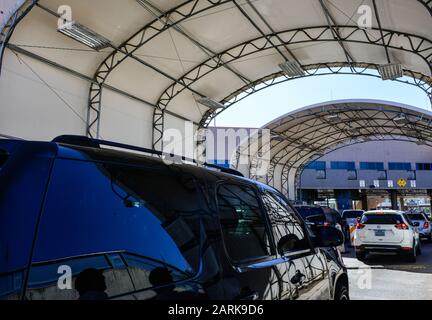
[238, 99, 432, 199]
[0, 0, 431, 151]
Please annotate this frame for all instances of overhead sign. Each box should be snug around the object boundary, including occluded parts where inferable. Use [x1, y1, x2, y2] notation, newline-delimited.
[397, 179, 407, 188]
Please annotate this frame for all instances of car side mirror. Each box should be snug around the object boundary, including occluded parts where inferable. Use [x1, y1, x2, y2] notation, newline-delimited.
[312, 226, 344, 248]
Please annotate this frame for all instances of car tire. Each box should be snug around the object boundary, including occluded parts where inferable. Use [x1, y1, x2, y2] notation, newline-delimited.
[404, 248, 416, 263]
[334, 283, 350, 301]
[356, 251, 366, 261]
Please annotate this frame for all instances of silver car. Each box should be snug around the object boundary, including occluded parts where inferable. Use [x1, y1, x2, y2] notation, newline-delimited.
[405, 212, 431, 241]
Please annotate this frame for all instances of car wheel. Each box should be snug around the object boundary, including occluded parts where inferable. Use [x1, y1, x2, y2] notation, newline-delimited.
[334, 284, 350, 301]
[356, 251, 366, 261]
[404, 248, 416, 263]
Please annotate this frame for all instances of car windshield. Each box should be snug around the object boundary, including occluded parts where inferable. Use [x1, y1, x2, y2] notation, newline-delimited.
[295, 206, 324, 218]
[343, 210, 364, 219]
[361, 214, 403, 225]
[406, 214, 425, 221]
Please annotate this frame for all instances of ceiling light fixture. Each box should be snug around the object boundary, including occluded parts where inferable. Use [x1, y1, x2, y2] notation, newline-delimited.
[279, 61, 305, 77]
[393, 114, 409, 125]
[58, 21, 111, 50]
[326, 114, 341, 123]
[378, 63, 403, 80]
[196, 97, 225, 110]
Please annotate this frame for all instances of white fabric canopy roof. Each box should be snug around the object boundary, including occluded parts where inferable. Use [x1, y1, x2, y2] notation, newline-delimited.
[0, 0, 431, 149]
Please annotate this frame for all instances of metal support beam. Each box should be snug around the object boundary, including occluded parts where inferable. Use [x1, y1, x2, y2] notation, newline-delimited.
[201, 62, 432, 127]
[318, 0, 355, 67]
[84, 0, 233, 138]
[0, 0, 37, 75]
[233, 0, 290, 62]
[372, 0, 391, 64]
[138, 0, 252, 86]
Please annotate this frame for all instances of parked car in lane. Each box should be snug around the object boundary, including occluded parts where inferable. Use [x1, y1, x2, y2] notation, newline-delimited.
[353, 210, 421, 262]
[0, 136, 348, 300]
[405, 212, 431, 242]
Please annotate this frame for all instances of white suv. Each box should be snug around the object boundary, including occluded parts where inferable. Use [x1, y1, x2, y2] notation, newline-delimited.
[353, 210, 421, 262]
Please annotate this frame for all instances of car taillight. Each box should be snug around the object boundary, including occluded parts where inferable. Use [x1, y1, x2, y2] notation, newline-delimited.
[395, 223, 409, 230]
[424, 222, 429, 228]
[356, 223, 365, 229]
[323, 222, 331, 227]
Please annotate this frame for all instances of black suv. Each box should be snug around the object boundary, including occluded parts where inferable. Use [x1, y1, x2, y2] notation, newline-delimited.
[0, 136, 348, 300]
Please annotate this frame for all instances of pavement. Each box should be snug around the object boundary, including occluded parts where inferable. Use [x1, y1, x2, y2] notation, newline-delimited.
[342, 241, 432, 300]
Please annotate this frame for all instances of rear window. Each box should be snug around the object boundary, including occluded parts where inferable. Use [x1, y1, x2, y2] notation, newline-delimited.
[343, 211, 364, 219]
[295, 206, 324, 219]
[406, 214, 425, 221]
[361, 214, 403, 225]
[24, 158, 205, 300]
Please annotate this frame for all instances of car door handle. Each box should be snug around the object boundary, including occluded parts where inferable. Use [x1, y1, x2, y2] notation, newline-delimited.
[291, 270, 306, 285]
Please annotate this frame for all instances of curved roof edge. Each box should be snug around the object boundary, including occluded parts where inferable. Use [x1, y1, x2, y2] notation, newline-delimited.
[262, 99, 432, 129]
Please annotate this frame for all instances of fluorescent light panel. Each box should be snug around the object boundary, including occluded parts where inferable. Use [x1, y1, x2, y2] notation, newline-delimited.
[378, 63, 403, 80]
[196, 97, 224, 110]
[393, 114, 409, 125]
[279, 61, 305, 77]
[58, 21, 111, 50]
[326, 114, 340, 122]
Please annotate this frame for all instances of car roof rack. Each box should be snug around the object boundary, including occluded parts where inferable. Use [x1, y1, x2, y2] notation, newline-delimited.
[52, 135, 244, 177]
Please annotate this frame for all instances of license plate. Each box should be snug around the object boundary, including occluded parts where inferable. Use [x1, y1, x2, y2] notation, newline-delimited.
[375, 230, 385, 237]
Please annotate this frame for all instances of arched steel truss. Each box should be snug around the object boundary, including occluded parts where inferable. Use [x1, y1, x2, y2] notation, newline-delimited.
[78, 1, 432, 146]
[235, 104, 432, 197]
[152, 25, 432, 147]
[200, 63, 432, 128]
[0, 0, 36, 75]
[419, 0, 432, 16]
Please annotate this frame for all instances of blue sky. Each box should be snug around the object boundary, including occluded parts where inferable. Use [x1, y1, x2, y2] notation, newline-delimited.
[211, 72, 431, 128]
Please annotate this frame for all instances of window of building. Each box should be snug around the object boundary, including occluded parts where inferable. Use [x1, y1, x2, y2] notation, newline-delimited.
[388, 162, 412, 171]
[217, 184, 271, 263]
[330, 161, 355, 170]
[305, 161, 326, 170]
[25, 159, 203, 300]
[407, 170, 416, 180]
[261, 192, 310, 256]
[347, 170, 357, 180]
[416, 163, 432, 171]
[316, 170, 326, 179]
[360, 162, 384, 171]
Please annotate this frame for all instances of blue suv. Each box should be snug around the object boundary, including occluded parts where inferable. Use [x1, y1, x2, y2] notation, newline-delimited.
[0, 136, 348, 300]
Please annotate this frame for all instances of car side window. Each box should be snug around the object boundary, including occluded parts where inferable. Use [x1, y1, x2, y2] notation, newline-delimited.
[25, 159, 204, 300]
[217, 183, 272, 263]
[261, 191, 311, 255]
